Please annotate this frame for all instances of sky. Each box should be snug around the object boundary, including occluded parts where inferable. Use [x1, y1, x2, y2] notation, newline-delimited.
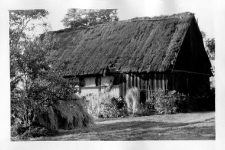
[44, 0, 215, 38]
[2, 0, 215, 38]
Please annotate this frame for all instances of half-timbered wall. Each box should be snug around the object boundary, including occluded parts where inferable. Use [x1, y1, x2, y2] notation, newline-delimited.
[78, 71, 210, 101]
[115, 73, 169, 100]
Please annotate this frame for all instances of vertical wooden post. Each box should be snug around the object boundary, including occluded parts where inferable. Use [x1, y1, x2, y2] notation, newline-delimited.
[162, 74, 165, 90]
[119, 74, 122, 97]
[145, 74, 148, 100]
[126, 74, 129, 90]
[131, 73, 133, 87]
[140, 74, 144, 91]
[165, 74, 168, 91]
[149, 73, 152, 96]
[134, 74, 137, 87]
[78, 77, 82, 94]
[146, 74, 149, 100]
[122, 74, 126, 97]
[154, 73, 157, 92]
[137, 75, 140, 89]
[158, 74, 161, 89]
[98, 76, 101, 95]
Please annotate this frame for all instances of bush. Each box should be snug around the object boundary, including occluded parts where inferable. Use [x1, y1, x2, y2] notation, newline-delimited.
[149, 89, 188, 114]
[84, 93, 127, 118]
[135, 101, 154, 116]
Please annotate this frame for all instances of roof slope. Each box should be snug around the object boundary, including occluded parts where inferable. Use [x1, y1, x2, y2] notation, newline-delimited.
[48, 12, 196, 76]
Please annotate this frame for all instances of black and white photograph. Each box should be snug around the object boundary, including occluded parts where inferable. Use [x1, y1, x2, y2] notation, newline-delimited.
[1, 0, 225, 149]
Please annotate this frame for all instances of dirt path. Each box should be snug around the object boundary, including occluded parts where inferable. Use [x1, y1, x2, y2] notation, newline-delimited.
[31, 112, 215, 141]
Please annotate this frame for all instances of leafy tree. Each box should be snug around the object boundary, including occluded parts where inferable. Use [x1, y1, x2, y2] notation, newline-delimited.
[10, 10, 49, 90]
[61, 9, 119, 28]
[201, 31, 215, 60]
[205, 38, 215, 60]
[10, 10, 77, 129]
[10, 9, 49, 126]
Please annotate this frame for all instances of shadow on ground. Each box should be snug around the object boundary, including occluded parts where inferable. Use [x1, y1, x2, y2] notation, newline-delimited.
[34, 117, 215, 141]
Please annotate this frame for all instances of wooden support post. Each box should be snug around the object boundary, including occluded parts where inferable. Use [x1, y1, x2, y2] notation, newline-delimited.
[158, 74, 161, 90]
[154, 73, 157, 92]
[126, 74, 129, 90]
[134, 74, 137, 87]
[123, 74, 126, 97]
[162, 74, 165, 90]
[149, 73, 152, 96]
[131, 73, 133, 87]
[98, 76, 101, 95]
[165, 74, 168, 92]
[137, 75, 140, 89]
[140, 75, 144, 91]
[119, 74, 122, 97]
[146, 74, 149, 100]
[145, 75, 148, 100]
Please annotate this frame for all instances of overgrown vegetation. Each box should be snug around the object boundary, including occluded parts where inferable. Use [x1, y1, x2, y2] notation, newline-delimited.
[148, 89, 188, 114]
[10, 10, 94, 139]
[148, 88, 215, 114]
[201, 31, 215, 60]
[84, 94, 127, 118]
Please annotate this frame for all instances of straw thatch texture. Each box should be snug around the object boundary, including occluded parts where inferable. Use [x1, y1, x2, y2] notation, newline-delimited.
[35, 100, 94, 130]
[47, 12, 195, 76]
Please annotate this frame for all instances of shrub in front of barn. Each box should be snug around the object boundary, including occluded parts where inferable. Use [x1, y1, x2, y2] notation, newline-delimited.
[84, 93, 127, 118]
[83, 88, 154, 118]
[149, 89, 189, 114]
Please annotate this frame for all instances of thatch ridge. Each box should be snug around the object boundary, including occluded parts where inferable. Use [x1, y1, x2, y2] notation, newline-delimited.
[48, 12, 197, 76]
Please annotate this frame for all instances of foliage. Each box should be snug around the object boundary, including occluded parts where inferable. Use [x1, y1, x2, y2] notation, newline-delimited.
[205, 38, 215, 60]
[9, 10, 49, 53]
[135, 101, 154, 116]
[61, 8, 119, 28]
[84, 94, 127, 118]
[149, 89, 188, 114]
[10, 10, 91, 138]
[10, 9, 50, 128]
[10, 37, 77, 128]
[201, 31, 215, 60]
[10, 9, 50, 93]
[149, 88, 214, 114]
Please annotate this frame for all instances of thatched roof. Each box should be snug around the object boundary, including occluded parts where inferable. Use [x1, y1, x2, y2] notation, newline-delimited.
[47, 12, 206, 76]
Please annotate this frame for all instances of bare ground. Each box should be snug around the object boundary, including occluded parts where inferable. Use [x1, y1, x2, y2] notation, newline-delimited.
[29, 112, 215, 141]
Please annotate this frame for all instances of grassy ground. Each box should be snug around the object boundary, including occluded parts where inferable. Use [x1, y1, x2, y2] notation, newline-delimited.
[27, 112, 215, 141]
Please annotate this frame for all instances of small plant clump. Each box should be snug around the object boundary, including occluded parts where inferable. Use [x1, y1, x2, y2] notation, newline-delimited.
[148, 89, 188, 114]
[84, 93, 127, 118]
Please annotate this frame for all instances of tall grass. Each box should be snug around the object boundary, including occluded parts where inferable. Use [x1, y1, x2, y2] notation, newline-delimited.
[125, 87, 140, 115]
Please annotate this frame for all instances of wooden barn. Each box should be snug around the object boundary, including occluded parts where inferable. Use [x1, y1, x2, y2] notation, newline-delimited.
[47, 12, 212, 100]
